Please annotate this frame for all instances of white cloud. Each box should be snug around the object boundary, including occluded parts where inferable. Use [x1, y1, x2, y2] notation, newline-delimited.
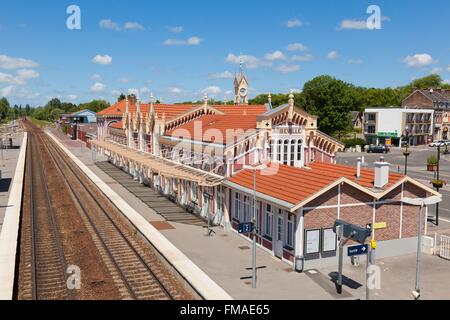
[444, 79, 450, 84]
[202, 86, 222, 95]
[403, 53, 435, 68]
[91, 82, 106, 93]
[163, 36, 203, 46]
[124, 22, 145, 31]
[274, 64, 300, 73]
[99, 19, 145, 31]
[447, 65, 450, 72]
[0, 85, 15, 97]
[347, 59, 363, 65]
[99, 19, 121, 30]
[264, 50, 286, 61]
[208, 71, 233, 79]
[291, 54, 314, 62]
[67, 94, 77, 101]
[168, 26, 183, 33]
[287, 43, 308, 51]
[128, 87, 151, 97]
[0, 69, 39, 85]
[337, 19, 367, 30]
[118, 77, 132, 84]
[91, 74, 101, 81]
[0, 54, 39, 69]
[92, 54, 112, 65]
[0, 85, 40, 99]
[286, 19, 303, 28]
[327, 51, 338, 60]
[168, 87, 183, 94]
[186, 36, 202, 45]
[225, 53, 271, 69]
[431, 67, 442, 74]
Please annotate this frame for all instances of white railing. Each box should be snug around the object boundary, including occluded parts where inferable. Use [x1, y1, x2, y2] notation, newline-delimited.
[439, 235, 450, 260]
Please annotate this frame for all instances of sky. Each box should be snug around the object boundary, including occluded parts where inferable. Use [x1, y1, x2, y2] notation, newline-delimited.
[0, 0, 449, 107]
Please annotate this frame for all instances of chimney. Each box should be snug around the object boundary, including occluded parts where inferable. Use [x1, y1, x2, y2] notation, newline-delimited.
[374, 156, 390, 189]
[356, 157, 361, 179]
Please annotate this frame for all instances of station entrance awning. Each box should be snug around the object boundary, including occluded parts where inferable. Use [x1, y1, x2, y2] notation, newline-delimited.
[91, 139, 224, 187]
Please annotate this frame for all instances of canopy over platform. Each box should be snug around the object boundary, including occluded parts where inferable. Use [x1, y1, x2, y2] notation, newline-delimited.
[91, 139, 224, 187]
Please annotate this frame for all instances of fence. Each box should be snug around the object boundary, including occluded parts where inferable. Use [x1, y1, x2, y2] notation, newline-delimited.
[439, 235, 450, 260]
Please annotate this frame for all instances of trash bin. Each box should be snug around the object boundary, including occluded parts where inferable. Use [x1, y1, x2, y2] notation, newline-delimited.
[295, 256, 304, 273]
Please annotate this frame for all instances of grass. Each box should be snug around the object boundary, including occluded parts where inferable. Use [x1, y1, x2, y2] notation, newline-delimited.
[27, 117, 51, 128]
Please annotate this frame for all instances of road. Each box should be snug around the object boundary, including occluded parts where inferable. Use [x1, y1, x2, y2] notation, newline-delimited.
[336, 146, 450, 231]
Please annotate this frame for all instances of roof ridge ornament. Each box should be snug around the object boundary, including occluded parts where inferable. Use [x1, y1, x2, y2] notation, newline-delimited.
[150, 92, 155, 114]
[288, 90, 294, 121]
[125, 97, 129, 114]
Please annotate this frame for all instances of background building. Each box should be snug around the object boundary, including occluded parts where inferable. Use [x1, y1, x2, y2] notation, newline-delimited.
[364, 107, 434, 146]
[402, 88, 450, 141]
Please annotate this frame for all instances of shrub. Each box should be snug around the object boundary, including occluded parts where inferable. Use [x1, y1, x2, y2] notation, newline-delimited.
[342, 138, 366, 149]
[427, 156, 438, 165]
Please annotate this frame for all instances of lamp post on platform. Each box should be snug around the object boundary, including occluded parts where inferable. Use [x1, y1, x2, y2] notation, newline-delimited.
[402, 126, 410, 175]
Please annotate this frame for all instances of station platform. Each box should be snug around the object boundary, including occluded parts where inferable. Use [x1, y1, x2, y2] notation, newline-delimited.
[0, 132, 25, 232]
[48, 129, 352, 300]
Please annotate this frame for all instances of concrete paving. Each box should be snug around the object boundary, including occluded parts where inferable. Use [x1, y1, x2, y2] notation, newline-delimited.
[50, 129, 450, 300]
[0, 132, 25, 232]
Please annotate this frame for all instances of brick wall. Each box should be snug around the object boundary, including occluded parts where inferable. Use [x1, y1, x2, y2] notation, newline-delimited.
[302, 182, 427, 242]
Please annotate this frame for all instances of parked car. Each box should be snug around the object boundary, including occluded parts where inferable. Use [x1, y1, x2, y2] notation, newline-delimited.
[367, 144, 390, 153]
[429, 140, 450, 147]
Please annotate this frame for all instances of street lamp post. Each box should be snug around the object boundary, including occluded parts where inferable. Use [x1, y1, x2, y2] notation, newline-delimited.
[403, 127, 410, 175]
[402, 196, 442, 300]
[243, 158, 265, 289]
[435, 145, 441, 226]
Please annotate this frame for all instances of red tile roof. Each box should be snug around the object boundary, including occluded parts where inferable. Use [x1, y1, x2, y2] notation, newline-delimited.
[166, 114, 258, 144]
[97, 100, 267, 119]
[215, 104, 267, 116]
[227, 162, 405, 206]
[110, 121, 123, 129]
[97, 99, 126, 116]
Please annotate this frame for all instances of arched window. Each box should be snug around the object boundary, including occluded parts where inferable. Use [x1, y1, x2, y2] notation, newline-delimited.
[297, 139, 302, 161]
[283, 140, 288, 164]
[290, 140, 295, 166]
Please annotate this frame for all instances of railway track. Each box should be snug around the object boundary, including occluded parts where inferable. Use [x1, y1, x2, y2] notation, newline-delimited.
[18, 132, 71, 300]
[17, 120, 192, 300]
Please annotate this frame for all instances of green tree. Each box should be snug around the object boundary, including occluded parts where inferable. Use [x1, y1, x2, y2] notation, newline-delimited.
[118, 93, 126, 102]
[0, 97, 10, 121]
[78, 100, 110, 113]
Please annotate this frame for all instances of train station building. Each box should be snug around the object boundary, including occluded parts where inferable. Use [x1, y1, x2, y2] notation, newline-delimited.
[93, 70, 440, 268]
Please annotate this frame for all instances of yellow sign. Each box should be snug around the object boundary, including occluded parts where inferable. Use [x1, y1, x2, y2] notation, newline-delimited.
[374, 222, 387, 230]
[371, 240, 377, 250]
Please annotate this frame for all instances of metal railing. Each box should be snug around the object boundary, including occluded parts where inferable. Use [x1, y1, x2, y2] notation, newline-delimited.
[439, 235, 450, 260]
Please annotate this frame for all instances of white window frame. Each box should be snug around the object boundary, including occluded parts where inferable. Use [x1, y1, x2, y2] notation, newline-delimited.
[286, 213, 295, 248]
[243, 195, 249, 222]
[234, 192, 241, 221]
[264, 204, 273, 237]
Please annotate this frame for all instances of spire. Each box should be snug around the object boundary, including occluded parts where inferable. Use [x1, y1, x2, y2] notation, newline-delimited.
[288, 90, 294, 121]
[136, 98, 141, 114]
[150, 92, 155, 114]
[268, 92, 272, 105]
[125, 97, 129, 114]
[203, 93, 208, 107]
